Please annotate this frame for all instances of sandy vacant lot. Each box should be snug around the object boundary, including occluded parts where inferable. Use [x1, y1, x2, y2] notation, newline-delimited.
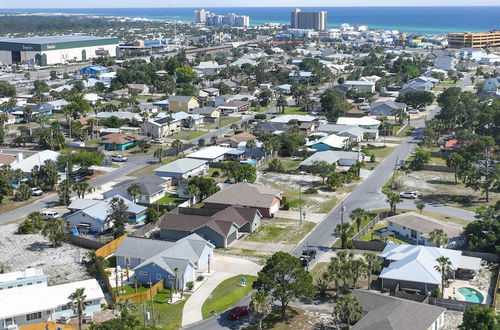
[0, 223, 90, 285]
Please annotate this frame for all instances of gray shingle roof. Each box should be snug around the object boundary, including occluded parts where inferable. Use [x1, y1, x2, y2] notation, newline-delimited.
[113, 175, 168, 196]
[300, 151, 360, 167]
[203, 183, 281, 209]
[155, 158, 207, 174]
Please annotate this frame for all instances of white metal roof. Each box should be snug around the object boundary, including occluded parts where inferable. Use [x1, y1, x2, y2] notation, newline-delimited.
[186, 146, 235, 161]
[11, 150, 60, 173]
[336, 116, 381, 126]
[307, 134, 349, 149]
[0, 268, 45, 284]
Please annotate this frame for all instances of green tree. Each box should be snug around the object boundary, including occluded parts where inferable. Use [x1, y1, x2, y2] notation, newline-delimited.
[108, 197, 129, 238]
[184, 184, 201, 207]
[463, 202, 500, 253]
[276, 94, 287, 113]
[312, 160, 336, 184]
[187, 176, 219, 199]
[349, 259, 367, 289]
[14, 183, 31, 201]
[429, 229, 448, 248]
[0, 81, 16, 98]
[0, 176, 12, 204]
[327, 172, 343, 190]
[332, 294, 364, 327]
[395, 91, 435, 109]
[434, 256, 452, 298]
[57, 179, 72, 206]
[410, 147, 431, 170]
[249, 291, 272, 330]
[42, 218, 67, 247]
[153, 147, 164, 162]
[113, 299, 136, 318]
[172, 139, 183, 155]
[175, 66, 197, 84]
[68, 288, 87, 330]
[417, 203, 425, 214]
[320, 89, 350, 121]
[459, 305, 500, 330]
[18, 211, 45, 234]
[350, 208, 367, 232]
[363, 253, 382, 290]
[126, 183, 142, 203]
[145, 207, 159, 224]
[446, 152, 465, 183]
[73, 181, 92, 199]
[385, 191, 401, 215]
[335, 223, 354, 249]
[253, 252, 315, 320]
[267, 158, 285, 173]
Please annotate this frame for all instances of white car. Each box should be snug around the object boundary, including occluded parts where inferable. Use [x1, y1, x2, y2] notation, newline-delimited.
[400, 191, 419, 199]
[41, 211, 60, 220]
[112, 155, 128, 162]
[31, 188, 43, 196]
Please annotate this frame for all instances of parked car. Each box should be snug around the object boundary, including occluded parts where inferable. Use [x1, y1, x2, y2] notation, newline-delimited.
[302, 249, 317, 259]
[41, 211, 60, 220]
[31, 188, 43, 196]
[151, 138, 163, 144]
[400, 191, 418, 199]
[72, 175, 85, 182]
[409, 109, 420, 114]
[300, 255, 313, 267]
[227, 306, 249, 320]
[112, 155, 128, 162]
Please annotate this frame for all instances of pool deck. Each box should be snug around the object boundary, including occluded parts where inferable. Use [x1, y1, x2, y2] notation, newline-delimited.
[444, 279, 491, 304]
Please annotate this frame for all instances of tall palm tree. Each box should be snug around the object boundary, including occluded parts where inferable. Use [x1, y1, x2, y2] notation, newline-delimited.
[326, 257, 343, 296]
[385, 191, 401, 215]
[73, 181, 93, 199]
[335, 223, 354, 249]
[332, 294, 363, 327]
[230, 123, 239, 134]
[249, 291, 272, 330]
[434, 256, 452, 298]
[446, 152, 464, 183]
[172, 139, 183, 155]
[349, 259, 367, 289]
[184, 184, 201, 207]
[276, 94, 287, 113]
[429, 229, 448, 248]
[246, 139, 257, 150]
[127, 183, 142, 203]
[337, 250, 354, 290]
[363, 253, 382, 290]
[41, 218, 66, 247]
[350, 208, 367, 232]
[68, 288, 87, 330]
[114, 299, 136, 317]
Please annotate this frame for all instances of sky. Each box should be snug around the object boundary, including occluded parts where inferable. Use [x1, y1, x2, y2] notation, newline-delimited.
[1, 0, 500, 8]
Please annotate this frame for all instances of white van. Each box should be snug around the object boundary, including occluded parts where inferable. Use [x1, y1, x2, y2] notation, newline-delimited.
[41, 211, 60, 220]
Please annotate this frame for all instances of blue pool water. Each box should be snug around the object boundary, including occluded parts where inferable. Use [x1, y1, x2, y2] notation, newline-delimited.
[457, 287, 484, 303]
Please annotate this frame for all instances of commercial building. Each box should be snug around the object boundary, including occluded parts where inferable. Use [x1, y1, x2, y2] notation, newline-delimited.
[290, 9, 327, 31]
[448, 31, 500, 49]
[194, 9, 208, 24]
[0, 35, 119, 66]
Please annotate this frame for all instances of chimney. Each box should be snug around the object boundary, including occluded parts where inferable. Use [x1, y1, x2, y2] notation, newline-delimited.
[16, 152, 23, 163]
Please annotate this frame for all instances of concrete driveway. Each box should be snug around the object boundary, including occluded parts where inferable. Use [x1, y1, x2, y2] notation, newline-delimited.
[181, 255, 261, 327]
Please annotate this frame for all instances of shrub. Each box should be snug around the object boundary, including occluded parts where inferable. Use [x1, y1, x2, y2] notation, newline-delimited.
[186, 281, 195, 290]
[211, 170, 220, 177]
[381, 288, 389, 293]
[267, 159, 285, 173]
[254, 114, 266, 120]
[304, 187, 318, 194]
[370, 153, 376, 163]
[196, 275, 204, 282]
[435, 288, 441, 298]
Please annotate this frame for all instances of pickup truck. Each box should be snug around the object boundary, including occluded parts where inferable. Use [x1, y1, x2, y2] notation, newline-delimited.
[112, 155, 128, 162]
[31, 188, 43, 196]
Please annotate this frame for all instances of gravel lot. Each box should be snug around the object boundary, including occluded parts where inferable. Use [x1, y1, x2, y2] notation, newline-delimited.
[443, 311, 462, 330]
[0, 223, 90, 285]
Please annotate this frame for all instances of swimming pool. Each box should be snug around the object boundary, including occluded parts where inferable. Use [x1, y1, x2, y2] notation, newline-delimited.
[457, 287, 484, 303]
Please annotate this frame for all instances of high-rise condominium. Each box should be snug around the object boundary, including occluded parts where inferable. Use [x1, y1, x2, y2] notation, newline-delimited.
[290, 8, 327, 31]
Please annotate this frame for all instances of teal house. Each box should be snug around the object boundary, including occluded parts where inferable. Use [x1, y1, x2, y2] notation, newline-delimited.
[100, 133, 146, 151]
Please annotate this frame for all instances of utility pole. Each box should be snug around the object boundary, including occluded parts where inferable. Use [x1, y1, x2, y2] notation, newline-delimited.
[299, 186, 303, 227]
[149, 274, 156, 327]
[340, 201, 344, 226]
[142, 302, 147, 327]
[391, 155, 399, 185]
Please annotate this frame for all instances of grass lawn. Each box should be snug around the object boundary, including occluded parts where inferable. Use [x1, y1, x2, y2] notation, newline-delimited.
[129, 157, 176, 177]
[396, 125, 415, 137]
[134, 289, 188, 330]
[204, 116, 240, 129]
[362, 146, 396, 160]
[85, 138, 101, 147]
[119, 284, 149, 295]
[429, 156, 447, 166]
[0, 195, 46, 215]
[358, 222, 408, 244]
[154, 192, 187, 205]
[201, 275, 256, 319]
[246, 219, 315, 244]
[283, 107, 307, 115]
[250, 106, 270, 112]
[168, 130, 205, 141]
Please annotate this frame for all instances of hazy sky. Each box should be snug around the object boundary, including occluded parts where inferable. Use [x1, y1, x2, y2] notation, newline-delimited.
[1, 0, 500, 8]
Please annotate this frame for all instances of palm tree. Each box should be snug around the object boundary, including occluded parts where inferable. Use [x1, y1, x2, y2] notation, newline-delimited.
[434, 256, 452, 298]
[349, 259, 367, 289]
[41, 218, 66, 247]
[332, 294, 363, 327]
[335, 223, 353, 249]
[246, 139, 257, 150]
[87, 118, 98, 139]
[326, 257, 343, 296]
[446, 152, 464, 183]
[385, 191, 401, 215]
[23, 105, 33, 123]
[337, 250, 354, 290]
[249, 291, 272, 330]
[184, 184, 201, 207]
[127, 183, 142, 203]
[363, 253, 382, 290]
[230, 123, 239, 134]
[68, 288, 87, 330]
[73, 181, 93, 199]
[276, 94, 287, 113]
[210, 135, 218, 145]
[241, 121, 249, 132]
[350, 208, 367, 232]
[417, 203, 425, 214]
[172, 139, 183, 155]
[153, 147, 164, 162]
[114, 299, 136, 317]
[429, 229, 448, 248]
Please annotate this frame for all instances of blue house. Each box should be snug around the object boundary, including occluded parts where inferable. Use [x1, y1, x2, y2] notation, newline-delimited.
[307, 134, 349, 151]
[115, 234, 214, 289]
[81, 65, 109, 78]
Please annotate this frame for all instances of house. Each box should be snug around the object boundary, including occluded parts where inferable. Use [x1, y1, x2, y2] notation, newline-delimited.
[194, 61, 227, 75]
[96, 111, 141, 122]
[115, 234, 214, 288]
[127, 84, 151, 95]
[100, 133, 146, 151]
[203, 182, 282, 218]
[369, 100, 407, 116]
[168, 96, 199, 112]
[200, 87, 220, 98]
[110, 88, 130, 99]
[336, 116, 380, 129]
[141, 112, 203, 138]
[0, 153, 17, 166]
[341, 80, 376, 94]
[299, 150, 363, 171]
[159, 206, 262, 247]
[46, 99, 70, 112]
[399, 77, 438, 94]
[386, 212, 464, 248]
[217, 132, 256, 148]
[379, 244, 481, 294]
[66, 196, 147, 232]
[273, 84, 292, 94]
[289, 71, 313, 83]
[482, 78, 500, 93]
[155, 158, 208, 180]
[299, 122, 316, 135]
[0, 268, 48, 291]
[186, 146, 235, 163]
[351, 290, 446, 330]
[103, 174, 170, 204]
[11, 150, 60, 175]
[218, 100, 250, 114]
[190, 106, 220, 121]
[81, 64, 109, 78]
[441, 139, 460, 152]
[307, 134, 349, 151]
[459, 48, 485, 61]
[0, 278, 104, 329]
[433, 56, 458, 71]
[256, 122, 291, 135]
[269, 114, 317, 125]
[231, 58, 257, 67]
[317, 124, 375, 141]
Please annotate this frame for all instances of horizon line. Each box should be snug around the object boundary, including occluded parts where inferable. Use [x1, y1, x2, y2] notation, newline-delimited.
[3, 5, 500, 9]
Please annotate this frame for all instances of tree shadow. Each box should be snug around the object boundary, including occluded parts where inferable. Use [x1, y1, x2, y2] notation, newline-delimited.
[26, 241, 52, 251]
[426, 179, 460, 186]
[419, 193, 476, 206]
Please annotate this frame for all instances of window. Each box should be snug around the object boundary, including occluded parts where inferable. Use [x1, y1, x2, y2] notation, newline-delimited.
[156, 274, 161, 280]
[140, 271, 147, 276]
[17, 284, 22, 287]
[7, 286, 12, 289]
[26, 312, 42, 321]
[37, 281, 42, 284]
[27, 282, 32, 285]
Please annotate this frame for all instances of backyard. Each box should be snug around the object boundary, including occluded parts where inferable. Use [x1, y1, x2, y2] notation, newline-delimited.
[154, 192, 187, 206]
[361, 145, 397, 160]
[282, 106, 308, 115]
[168, 130, 205, 141]
[201, 274, 256, 319]
[246, 218, 315, 244]
[203, 116, 240, 129]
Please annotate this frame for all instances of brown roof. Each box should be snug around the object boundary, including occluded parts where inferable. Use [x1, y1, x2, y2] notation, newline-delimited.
[204, 183, 281, 209]
[211, 206, 259, 227]
[159, 213, 235, 237]
[386, 212, 463, 239]
[218, 132, 256, 144]
[0, 154, 16, 165]
[101, 133, 146, 145]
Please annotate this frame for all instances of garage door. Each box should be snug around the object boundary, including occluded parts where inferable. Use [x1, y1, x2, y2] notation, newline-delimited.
[226, 231, 238, 246]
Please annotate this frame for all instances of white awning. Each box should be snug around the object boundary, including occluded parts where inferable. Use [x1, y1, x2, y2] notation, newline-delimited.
[459, 256, 481, 271]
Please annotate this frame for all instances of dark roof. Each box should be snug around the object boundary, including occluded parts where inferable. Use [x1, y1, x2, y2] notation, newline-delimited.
[112, 174, 167, 196]
[211, 207, 260, 227]
[257, 122, 291, 133]
[351, 290, 445, 330]
[204, 183, 281, 209]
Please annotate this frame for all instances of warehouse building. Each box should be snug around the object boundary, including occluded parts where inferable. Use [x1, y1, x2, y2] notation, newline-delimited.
[0, 35, 119, 66]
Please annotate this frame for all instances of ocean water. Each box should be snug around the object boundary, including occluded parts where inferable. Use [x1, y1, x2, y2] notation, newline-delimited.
[3, 7, 500, 35]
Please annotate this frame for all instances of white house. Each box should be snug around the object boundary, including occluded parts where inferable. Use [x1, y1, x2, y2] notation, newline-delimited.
[11, 150, 61, 175]
[342, 80, 375, 93]
[433, 56, 458, 71]
[186, 146, 236, 163]
[103, 174, 170, 204]
[336, 116, 380, 129]
[0, 268, 48, 291]
[194, 61, 227, 75]
[155, 158, 208, 180]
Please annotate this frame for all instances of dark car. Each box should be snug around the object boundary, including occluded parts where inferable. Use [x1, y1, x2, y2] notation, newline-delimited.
[300, 255, 312, 267]
[227, 306, 249, 320]
[302, 249, 317, 259]
[72, 175, 85, 182]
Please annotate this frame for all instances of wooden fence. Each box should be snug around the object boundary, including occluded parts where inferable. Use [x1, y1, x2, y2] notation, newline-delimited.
[351, 213, 382, 241]
[95, 234, 128, 258]
[67, 234, 106, 250]
[115, 280, 165, 304]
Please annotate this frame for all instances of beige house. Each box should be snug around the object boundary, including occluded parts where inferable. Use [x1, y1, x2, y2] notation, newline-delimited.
[168, 96, 199, 112]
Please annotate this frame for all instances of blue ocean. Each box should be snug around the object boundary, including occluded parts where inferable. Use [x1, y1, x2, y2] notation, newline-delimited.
[3, 7, 500, 35]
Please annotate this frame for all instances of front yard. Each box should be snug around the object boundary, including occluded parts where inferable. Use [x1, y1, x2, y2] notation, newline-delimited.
[246, 218, 315, 244]
[361, 145, 397, 160]
[168, 130, 206, 141]
[203, 116, 240, 129]
[154, 192, 187, 206]
[133, 289, 188, 330]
